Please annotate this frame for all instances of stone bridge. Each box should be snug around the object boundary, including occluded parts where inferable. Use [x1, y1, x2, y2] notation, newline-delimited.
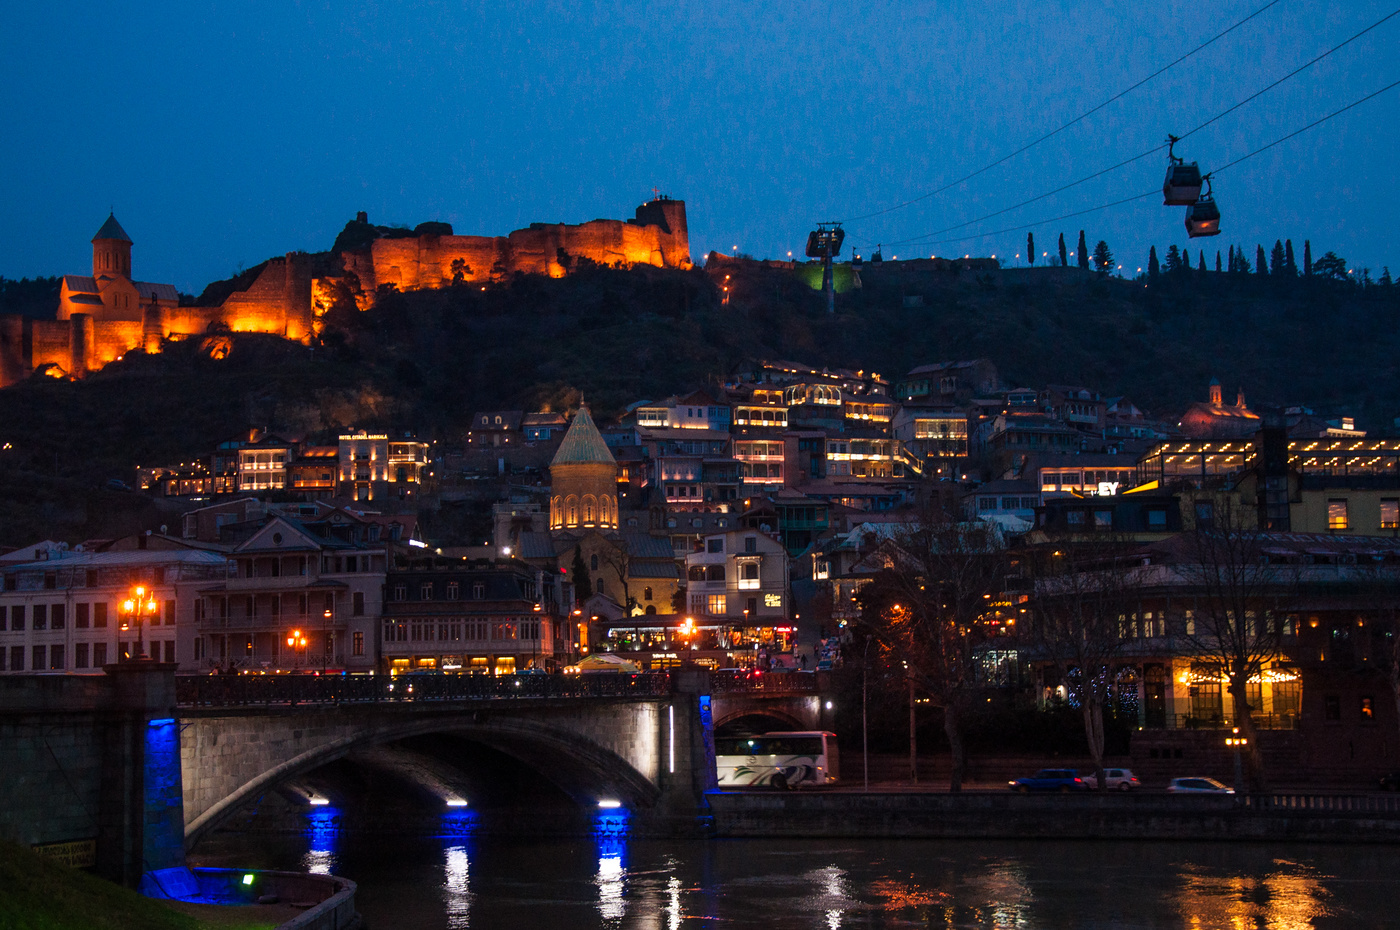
[177, 670, 827, 847]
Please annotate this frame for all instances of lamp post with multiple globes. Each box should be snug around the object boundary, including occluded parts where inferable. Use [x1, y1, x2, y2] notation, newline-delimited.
[118, 584, 160, 661]
[286, 628, 308, 668]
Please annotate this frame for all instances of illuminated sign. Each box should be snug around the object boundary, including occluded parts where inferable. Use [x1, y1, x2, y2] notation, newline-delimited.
[1096, 481, 1121, 496]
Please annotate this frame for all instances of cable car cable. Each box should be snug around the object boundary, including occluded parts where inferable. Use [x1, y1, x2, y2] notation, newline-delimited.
[876, 11, 1400, 248]
[836, 0, 1287, 225]
[904, 76, 1400, 249]
[1209, 75, 1400, 177]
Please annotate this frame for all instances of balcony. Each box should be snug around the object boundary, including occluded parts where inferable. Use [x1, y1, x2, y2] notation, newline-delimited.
[226, 574, 324, 591]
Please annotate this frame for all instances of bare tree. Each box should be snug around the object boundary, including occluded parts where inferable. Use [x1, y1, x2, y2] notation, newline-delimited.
[1174, 499, 1296, 790]
[856, 513, 1007, 792]
[1025, 537, 1140, 789]
[599, 538, 637, 615]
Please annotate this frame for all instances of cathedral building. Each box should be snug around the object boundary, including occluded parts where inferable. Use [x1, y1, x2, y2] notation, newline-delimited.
[549, 405, 619, 532]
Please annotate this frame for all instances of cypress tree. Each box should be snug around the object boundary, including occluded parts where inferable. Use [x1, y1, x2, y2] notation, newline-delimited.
[1256, 245, 1267, 275]
[1199, 250, 1207, 272]
[1058, 233, 1068, 267]
[1270, 240, 1285, 275]
[1165, 244, 1181, 273]
[1027, 232, 1035, 265]
[1077, 230, 1089, 269]
[1228, 245, 1235, 273]
[1285, 239, 1297, 276]
[1149, 245, 1160, 277]
[572, 546, 593, 602]
[1216, 251, 1222, 272]
[1092, 240, 1113, 274]
[1380, 267, 1394, 288]
[1304, 240, 1312, 275]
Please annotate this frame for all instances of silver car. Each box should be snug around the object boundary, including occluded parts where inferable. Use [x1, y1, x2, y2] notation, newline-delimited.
[1166, 776, 1234, 795]
[1079, 768, 1141, 791]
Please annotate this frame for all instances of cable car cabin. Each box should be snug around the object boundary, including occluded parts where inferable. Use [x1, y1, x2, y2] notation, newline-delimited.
[1163, 162, 1203, 206]
[1185, 196, 1221, 238]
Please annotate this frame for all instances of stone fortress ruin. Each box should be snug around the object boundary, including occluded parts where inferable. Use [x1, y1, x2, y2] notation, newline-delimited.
[0, 197, 689, 387]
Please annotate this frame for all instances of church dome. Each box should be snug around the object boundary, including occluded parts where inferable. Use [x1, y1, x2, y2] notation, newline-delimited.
[550, 405, 616, 467]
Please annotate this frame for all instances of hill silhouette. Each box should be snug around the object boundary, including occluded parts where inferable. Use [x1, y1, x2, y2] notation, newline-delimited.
[0, 255, 1395, 544]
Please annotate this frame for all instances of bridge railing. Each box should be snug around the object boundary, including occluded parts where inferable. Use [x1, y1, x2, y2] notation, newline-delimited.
[1244, 793, 1400, 814]
[708, 670, 820, 694]
[175, 672, 673, 707]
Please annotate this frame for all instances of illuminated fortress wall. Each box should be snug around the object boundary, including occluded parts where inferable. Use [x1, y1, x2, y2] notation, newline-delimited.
[345, 198, 689, 295]
[0, 199, 687, 386]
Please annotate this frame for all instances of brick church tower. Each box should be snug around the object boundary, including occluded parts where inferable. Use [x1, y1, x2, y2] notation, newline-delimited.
[548, 405, 619, 532]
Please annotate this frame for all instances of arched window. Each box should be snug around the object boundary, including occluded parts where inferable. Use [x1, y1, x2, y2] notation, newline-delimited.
[566, 495, 579, 526]
[600, 496, 611, 525]
[590, 554, 599, 571]
[645, 605, 656, 615]
[597, 578, 606, 595]
[643, 586, 653, 601]
[582, 495, 596, 524]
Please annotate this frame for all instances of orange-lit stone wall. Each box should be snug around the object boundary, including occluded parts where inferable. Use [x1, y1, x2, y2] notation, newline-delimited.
[0, 201, 685, 386]
[345, 199, 689, 298]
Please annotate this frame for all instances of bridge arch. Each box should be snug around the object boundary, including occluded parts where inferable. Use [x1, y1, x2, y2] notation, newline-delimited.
[183, 710, 661, 848]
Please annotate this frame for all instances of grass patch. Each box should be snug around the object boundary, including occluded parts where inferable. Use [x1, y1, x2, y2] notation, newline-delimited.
[0, 841, 275, 930]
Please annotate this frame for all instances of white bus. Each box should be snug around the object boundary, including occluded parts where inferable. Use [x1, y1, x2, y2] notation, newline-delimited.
[714, 731, 839, 789]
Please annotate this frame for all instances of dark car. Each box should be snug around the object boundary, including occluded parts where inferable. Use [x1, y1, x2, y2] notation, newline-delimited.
[1009, 769, 1090, 792]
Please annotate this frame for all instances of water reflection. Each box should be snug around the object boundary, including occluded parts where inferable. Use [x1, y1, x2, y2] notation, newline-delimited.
[594, 809, 630, 922]
[191, 830, 1400, 929]
[440, 810, 477, 928]
[1174, 860, 1332, 930]
[301, 806, 339, 875]
[811, 864, 849, 929]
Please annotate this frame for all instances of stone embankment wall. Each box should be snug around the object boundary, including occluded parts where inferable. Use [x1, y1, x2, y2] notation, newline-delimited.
[708, 790, 1400, 842]
[0, 666, 184, 887]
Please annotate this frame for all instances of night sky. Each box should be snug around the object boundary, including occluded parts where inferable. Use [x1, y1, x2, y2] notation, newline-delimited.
[1, 0, 1395, 293]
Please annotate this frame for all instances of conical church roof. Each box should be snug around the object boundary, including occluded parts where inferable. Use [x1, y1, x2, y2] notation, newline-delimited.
[550, 405, 616, 467]
[92, 213, 132, 243]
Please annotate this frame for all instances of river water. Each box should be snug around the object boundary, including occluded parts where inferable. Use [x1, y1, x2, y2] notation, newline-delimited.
[191, 810, 1400, 929]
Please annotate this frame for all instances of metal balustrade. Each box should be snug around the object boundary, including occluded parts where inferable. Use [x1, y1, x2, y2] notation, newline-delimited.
[1244, 793, 1400, 814]
[708, 670, 819, 694]
[175, 671, 673, 707]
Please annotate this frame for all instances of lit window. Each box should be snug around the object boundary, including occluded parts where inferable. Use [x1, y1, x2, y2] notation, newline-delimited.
[1381, 499, 1399, 530]
[1328, 499, 1349, 531]
[707, 595, 727, 616]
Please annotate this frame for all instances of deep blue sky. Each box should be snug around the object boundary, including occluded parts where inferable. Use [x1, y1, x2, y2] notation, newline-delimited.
[1, 0, 1396, 293]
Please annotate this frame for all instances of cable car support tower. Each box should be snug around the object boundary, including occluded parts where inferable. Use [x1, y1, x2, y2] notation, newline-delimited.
[806, 222, 845, 314]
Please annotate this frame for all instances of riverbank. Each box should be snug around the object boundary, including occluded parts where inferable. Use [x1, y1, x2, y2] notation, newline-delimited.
[0, 840, 284, 930]
[707, 789, 1400, 842]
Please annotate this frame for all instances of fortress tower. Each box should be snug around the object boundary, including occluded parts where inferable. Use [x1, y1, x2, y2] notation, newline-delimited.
[548, 405, 619, 533]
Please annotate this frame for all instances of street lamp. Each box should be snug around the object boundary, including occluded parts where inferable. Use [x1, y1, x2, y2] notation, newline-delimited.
[118, 584, 159, 661]
[1225, 727, 1248, 797]
[322, 607, 333, 669]
[286, 628, 308, 669]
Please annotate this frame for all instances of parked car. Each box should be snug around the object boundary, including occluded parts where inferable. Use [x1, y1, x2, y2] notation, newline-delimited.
[1166, 777, 1234, 795]
[1078, 768, 1141, 791]
[1008, 769, 1090, 792]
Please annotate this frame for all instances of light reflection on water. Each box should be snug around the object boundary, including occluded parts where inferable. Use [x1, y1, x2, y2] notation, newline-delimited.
[442, 810, 476, 928]
[595, 809, 630, 923]
[196, 815, 1400, 929]
[301, 806, 339, 875]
